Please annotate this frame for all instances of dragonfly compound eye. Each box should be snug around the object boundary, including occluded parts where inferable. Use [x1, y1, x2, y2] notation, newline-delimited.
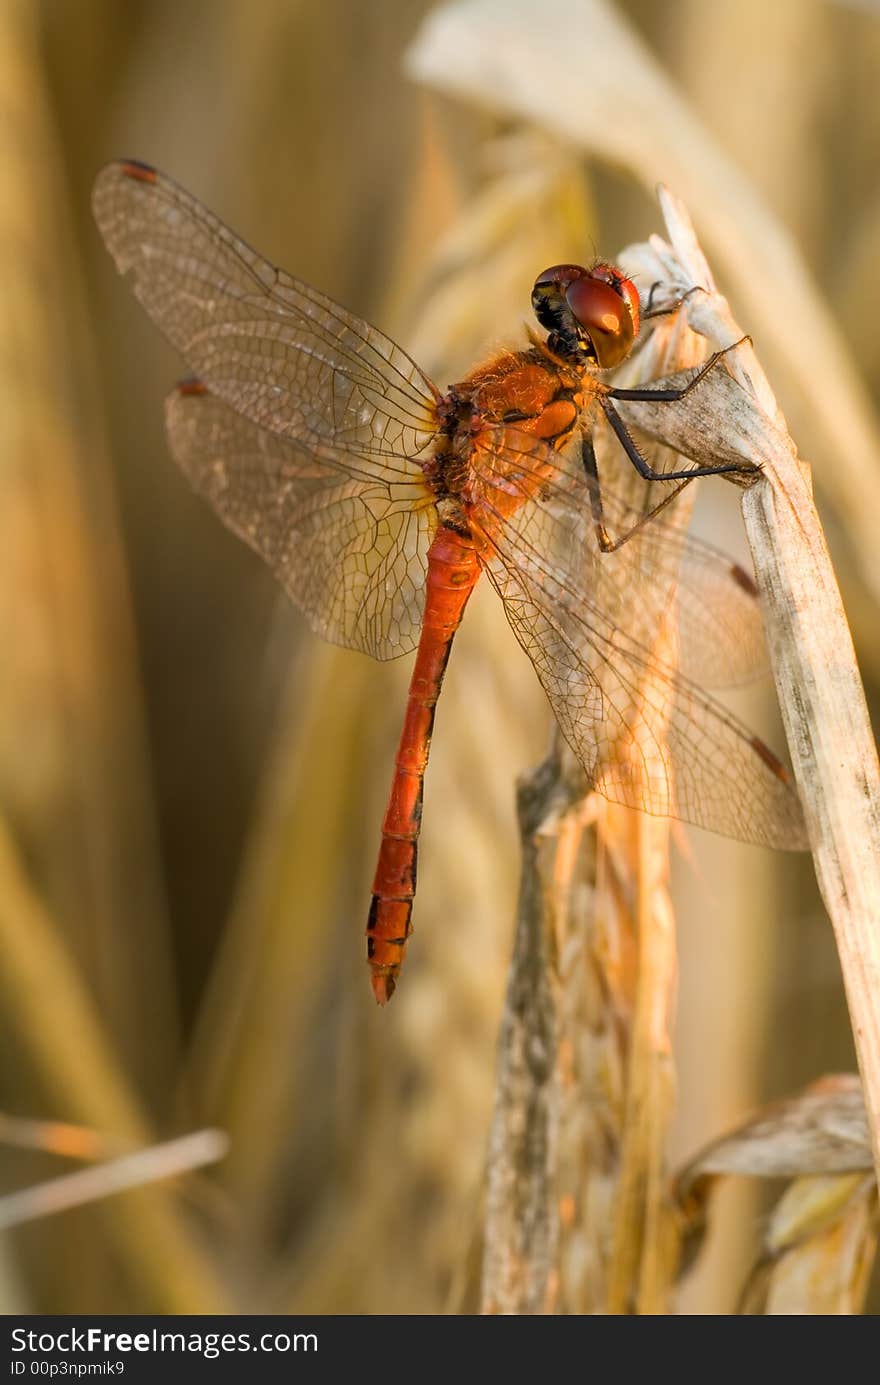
[532, 263, 640, 370]
[565, 266, 639, 369]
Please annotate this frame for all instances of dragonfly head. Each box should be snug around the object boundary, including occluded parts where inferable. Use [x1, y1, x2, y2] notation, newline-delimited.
[531, 262, 640, 369]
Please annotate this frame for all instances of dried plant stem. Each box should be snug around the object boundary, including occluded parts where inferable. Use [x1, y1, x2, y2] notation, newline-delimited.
[743, 469, 880, 1187]
[480, 751, 567, 1315]
[0, 819, 229, 1311]
[483, 756, 680, 1314]
[606, 814, 677, 1315]
[613, 186, 880, 1192]
[0, 1130, 228, 1231]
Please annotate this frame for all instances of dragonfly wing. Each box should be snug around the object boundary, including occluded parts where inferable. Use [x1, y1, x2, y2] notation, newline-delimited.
[591, 491, 769, 689]
[475, 431, 806, 849]
[166, 383, 434, 659]
[92, 161, 439, 482]
[674, 541, 767, 687]
[474, 429, 770, 688]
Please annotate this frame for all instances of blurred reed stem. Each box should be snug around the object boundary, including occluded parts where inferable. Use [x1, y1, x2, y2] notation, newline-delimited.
[0, 0, 176, 1107]
[0, 818, 228, 1311]
[605, 810, 677, 1315]
[184, 642, 380, 1221]
[743, 471, 880, 1187]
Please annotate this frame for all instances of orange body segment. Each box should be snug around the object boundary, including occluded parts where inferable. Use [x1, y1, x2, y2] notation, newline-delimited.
[367, 524, 481, 1003]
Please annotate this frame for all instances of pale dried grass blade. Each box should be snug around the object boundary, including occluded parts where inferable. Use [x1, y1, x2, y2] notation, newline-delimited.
[677, 1075, 872, 1186]
[483, 743, 680, 1315]
[0, 1130, 229, 1232]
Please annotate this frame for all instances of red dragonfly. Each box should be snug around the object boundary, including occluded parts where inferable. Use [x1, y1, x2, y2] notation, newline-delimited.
[92, 160, 806, 1003]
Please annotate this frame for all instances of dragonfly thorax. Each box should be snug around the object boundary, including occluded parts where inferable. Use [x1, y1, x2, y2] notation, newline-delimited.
[427, 350, 583, 510]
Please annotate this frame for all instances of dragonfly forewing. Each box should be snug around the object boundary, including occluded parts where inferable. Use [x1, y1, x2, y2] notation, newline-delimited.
[92, 161, 440, 480]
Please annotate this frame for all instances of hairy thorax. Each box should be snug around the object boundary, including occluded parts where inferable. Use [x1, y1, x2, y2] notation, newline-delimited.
[427, 344, 598, 537]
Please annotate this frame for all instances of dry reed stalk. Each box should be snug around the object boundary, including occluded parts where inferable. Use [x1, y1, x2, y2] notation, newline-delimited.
[1, 0, 175, 1102]
[478, 748, 568, 1316]
[480, 757, 680, 1315]
[615, 191, 880, 1190]
[0, 1129, 229, 1232]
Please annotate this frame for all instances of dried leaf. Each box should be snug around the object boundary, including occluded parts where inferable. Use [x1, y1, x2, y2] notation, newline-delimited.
[674, 1075, 878, 1314]
[677, 1075, 872, 1191]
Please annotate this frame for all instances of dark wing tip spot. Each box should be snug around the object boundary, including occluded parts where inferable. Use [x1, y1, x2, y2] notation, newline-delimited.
[119, 159, 158, 184]
[730, 562, 759, 598]
[750, 735, 790, 784]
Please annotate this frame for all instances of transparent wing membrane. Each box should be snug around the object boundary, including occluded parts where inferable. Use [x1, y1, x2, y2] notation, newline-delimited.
[94, 160, 440, 658]
[166, 384, 434, 659]
[92, 162, 440, 479]
[472, 430, 806, 850]
[95, 161, 805, 851]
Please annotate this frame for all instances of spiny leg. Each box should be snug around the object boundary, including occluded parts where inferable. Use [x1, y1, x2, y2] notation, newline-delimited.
[600, 398, 755, 484]
[642, 282, 705, 319]
[605, 336, 752, 404]
[581, 427, 693, 554]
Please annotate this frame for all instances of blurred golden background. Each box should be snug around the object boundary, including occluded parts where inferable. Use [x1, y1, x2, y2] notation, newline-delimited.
[1, 0, 878, 1312]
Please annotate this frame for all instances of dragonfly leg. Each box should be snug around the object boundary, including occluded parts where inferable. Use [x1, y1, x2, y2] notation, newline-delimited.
[581, 430, 612, 550]
[600, 398, 755, 484]
[581, 428, 692, 553]
[642, 282, 705, 320]
[605, 336, 752, 403]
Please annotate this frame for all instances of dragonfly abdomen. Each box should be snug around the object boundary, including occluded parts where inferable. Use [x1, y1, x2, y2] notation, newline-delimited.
[366, 525, 481, 1004]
